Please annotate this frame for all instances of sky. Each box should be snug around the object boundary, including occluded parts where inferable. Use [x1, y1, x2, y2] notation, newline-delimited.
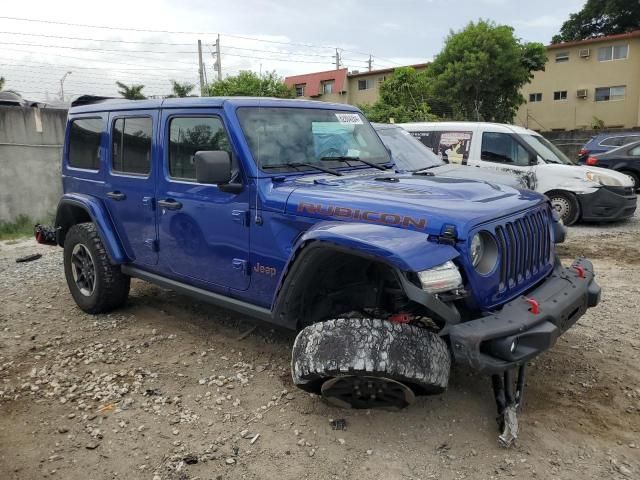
[0, 0, 585, 102]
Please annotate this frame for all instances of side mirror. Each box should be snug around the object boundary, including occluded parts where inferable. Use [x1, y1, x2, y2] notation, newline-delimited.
[195, 151, 232, 185]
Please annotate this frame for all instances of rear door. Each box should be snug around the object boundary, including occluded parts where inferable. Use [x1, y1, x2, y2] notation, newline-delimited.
[155, 108, 251, 291]
[104, 111, 158, 266]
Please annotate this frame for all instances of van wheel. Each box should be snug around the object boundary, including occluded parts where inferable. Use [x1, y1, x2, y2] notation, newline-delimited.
[291, 318, 451, 410]
[548, 191, 580, 225]
[63, 222, 130, 314]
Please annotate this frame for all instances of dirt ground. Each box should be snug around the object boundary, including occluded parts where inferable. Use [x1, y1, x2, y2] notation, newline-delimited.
[1, 217, 639, 480]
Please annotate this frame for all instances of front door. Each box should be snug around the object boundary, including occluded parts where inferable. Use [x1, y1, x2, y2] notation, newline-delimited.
[156, 109, 251, 291]
[104, 111, 158, 266]
[475, 131, 537, 189]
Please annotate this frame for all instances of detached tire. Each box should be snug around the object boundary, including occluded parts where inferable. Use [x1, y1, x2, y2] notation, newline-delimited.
[292, 318, 451, 409]
[548, 191, 580, 225]
[63, 222, 130, 314]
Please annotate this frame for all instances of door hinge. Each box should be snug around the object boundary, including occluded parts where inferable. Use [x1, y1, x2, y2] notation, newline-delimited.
[232, 258, 249, 275]
[231, 210, 249, 226]
[144, 239, 159, 252]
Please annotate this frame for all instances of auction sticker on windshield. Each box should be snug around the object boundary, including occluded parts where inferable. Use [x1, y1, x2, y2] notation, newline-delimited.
[335, 113, 363, 124]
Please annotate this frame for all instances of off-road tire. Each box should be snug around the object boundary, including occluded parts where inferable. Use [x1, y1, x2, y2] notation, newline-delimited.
[620, 170, 639, 190]
[548, 191, 580, 225]
[291, 318, 451, 401]
[64, 222, 130, 314]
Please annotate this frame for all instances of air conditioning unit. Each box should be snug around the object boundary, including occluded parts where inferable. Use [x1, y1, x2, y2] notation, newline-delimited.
[577, 89, 588, 98]
[579, 48, 591, 58]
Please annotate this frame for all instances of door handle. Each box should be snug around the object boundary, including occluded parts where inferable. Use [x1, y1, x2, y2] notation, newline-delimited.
[158, 198, 182, 210]
[106, 191, 126, 201]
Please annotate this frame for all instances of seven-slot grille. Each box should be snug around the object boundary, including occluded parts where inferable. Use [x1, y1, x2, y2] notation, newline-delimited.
[494, 208, 552, 291]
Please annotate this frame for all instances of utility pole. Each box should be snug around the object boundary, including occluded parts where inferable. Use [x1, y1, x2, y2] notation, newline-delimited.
[59, 71, 72, 101]
[367, 55, 373, 72]
[334, 48, 341, 70]
[198, 40, 206, 96]
[215, 34, 222, 81]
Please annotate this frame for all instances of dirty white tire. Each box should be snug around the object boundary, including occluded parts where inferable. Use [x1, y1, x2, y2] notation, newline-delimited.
[291, 318, 451, 406]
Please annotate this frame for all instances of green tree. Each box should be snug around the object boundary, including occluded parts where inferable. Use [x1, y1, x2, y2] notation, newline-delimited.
[552, 0, 640, 43]
[170, 80, 195, 97]
[359, 67, 437, 123]
[0, 76, 5, 90]
[427, 20, 546, 123]
[116, 81, 146, 100]
[206, 71, 294, 98]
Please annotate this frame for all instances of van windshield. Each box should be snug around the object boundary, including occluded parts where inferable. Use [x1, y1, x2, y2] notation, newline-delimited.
[521, 134, 576, 165]
[237, 107, 391, 173]
[375, 125, 444, 171]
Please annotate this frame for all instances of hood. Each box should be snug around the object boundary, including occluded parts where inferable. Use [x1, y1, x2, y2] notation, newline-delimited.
[427, 164, 527, 189]
[282, 171, 545, 239]
[544, 163, 634, 188]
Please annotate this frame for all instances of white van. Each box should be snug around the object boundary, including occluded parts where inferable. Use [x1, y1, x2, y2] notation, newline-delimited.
[400, 122, 636, 225]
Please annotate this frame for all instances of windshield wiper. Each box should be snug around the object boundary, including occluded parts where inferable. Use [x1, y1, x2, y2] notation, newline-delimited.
[320, 155, 389, 171]
[413, 165, 441, 174]
[262, 162, 343, 176]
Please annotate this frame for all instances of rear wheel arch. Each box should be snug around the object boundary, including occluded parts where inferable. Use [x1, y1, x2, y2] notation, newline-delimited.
[55, 201, 92, 246]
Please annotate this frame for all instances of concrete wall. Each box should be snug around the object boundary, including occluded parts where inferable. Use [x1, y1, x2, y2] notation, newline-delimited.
[542, 128, 640, 159]
[0, 107, 67, 222]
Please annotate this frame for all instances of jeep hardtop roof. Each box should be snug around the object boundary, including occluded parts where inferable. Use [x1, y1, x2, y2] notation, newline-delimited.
[69, 96, 360, 115]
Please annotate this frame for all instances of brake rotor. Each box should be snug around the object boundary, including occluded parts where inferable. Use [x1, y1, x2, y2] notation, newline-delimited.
[320, 375, 416, 410]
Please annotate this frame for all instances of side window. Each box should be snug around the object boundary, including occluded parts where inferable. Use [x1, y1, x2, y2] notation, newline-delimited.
[437, 131, 473, 165]
[112, 117, 152, 175]
[601, 136, 625, 147]
[629, 146, 640, 157]
[624, 135, 640, 145]
[68, 118, 103, 170]
[481, 132, 530, 166]
[168, 117, 231, 181]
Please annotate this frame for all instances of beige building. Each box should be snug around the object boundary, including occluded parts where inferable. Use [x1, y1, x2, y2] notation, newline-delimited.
[517, 31, 640, 131]
[284, 64, 428, 106]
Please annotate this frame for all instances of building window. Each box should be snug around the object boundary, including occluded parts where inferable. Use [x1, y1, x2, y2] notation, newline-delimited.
[112, 117, 152, 175]
[555, 52, 569, 63]
[358, 79, 373, 90]
[529, 93, 542, 102]
[553, 91, 568, 101]
[68, 118, 103, 170]
[322, 80, 334, 94]
[295, 84, 305, 97]
[598, 44, 629, 61]
[595, 85, 626, 102]
[378, 76, 386, 84]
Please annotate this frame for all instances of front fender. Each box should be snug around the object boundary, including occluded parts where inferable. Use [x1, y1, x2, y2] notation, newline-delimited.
[290, 221, 458, 273]
[55, 193, 128, 264]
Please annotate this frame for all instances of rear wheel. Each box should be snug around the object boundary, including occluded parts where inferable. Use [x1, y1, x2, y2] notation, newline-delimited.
[548, 191, 580, 225]
[64, 223, 130, 314]
[291, 318, 451, 410]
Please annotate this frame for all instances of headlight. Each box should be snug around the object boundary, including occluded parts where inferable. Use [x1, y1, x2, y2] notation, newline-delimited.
[585, 171, 623, 187]
[417, 261, 462, 293]
[469, 231, 499, 275]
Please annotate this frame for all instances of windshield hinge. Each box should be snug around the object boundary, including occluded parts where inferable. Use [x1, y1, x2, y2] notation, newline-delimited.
[437, 224, 458, 245]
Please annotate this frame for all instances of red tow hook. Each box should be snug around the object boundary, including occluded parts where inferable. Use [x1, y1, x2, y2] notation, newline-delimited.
[573, 265, 586, 278]
[389, 313, 412, 324]
[524, 297, 540, 315]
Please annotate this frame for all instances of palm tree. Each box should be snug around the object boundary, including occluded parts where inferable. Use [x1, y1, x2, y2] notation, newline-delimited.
[0, 76, 5, 91]
[116, 81, 146, 100]
[170, 80, 195, 98]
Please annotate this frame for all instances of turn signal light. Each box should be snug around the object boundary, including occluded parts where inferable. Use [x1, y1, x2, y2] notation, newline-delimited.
[586, 156, 598, 166]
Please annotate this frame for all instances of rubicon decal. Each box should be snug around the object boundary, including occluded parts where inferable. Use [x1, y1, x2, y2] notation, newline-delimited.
[297, 202, 427, 230]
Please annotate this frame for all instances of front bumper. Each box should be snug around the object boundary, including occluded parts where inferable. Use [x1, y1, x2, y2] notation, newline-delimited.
[577, 186, 636, 222]
[449, 258, 600, 374]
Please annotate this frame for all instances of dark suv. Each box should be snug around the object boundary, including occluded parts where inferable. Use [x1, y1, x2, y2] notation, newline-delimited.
[55, 96, 600, 446]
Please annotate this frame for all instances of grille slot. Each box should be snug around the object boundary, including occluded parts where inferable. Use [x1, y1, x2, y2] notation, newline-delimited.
[494, 208, 552, 292]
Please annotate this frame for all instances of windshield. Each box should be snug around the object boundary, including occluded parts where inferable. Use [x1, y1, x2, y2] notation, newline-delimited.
[375, 126, 444, 171]
[237, 107, 391, 173]
[521, 134, 576, 165]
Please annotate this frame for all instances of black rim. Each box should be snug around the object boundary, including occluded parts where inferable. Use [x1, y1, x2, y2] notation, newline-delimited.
[321, 375, 415, 410]
[71, 243, 96, 296]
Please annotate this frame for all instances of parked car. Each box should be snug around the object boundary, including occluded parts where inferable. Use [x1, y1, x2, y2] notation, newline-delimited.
[578, 132, 640, 162]
[55, 97, 600, 446]
[579, 140, 640, 189]
[400, 122, 636, 225]
[372, 123, 526, 189]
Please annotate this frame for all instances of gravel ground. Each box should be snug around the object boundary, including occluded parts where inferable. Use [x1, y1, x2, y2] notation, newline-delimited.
[1, 216, 639, 480]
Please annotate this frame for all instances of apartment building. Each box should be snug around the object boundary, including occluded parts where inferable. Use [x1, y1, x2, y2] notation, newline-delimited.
[284, 64, 428, 106]
[517, 31, 640, 131]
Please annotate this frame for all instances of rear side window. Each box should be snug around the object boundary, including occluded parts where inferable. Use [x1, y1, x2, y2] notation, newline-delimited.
[410, 130, 473, 164]
[68, 118, 103, 170]
[112, 117, 153, 175]
[600, 136, 626, 147]
[481, 132, 530, 166]
[629, 146, 640, 157]
[168, 117, 230, 180]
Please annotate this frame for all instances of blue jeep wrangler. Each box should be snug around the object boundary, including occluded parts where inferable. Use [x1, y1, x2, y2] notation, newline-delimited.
[55, 96, 600, 446]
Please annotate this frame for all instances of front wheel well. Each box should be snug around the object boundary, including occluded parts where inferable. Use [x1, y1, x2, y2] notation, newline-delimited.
[55, 202, 92, 246]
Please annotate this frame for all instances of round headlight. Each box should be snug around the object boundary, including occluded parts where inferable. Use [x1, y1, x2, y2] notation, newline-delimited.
[470, 231, 499, 275]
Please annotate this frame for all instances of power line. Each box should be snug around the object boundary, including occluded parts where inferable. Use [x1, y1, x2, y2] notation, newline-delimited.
[0, 30, 195, 46]
[0, 58, 196, 75]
